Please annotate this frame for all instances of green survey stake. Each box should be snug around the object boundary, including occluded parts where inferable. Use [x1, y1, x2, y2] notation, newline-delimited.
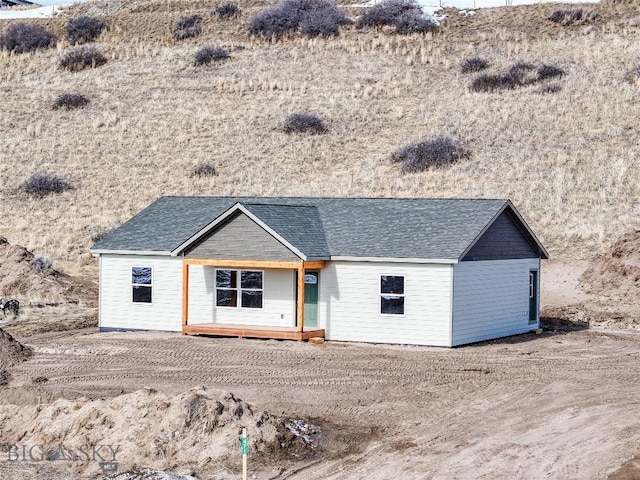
[241, 437, 248, 455]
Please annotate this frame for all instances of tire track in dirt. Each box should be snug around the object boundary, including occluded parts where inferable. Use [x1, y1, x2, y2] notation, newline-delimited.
[3, 329, 640, 479]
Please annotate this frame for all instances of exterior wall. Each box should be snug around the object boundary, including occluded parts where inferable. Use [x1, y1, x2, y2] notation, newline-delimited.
[452, 258, 540, 346]
[318, 261, 453, 347]
[187, 266, 296, 328]
[99, 254, 183, 332]
[185, 212, 299, 261]
[462, 210, 538, 261]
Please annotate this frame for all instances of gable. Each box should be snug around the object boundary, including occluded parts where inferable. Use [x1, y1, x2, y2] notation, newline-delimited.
[184, 211, 300, 261]
[461, 209, 539, 261]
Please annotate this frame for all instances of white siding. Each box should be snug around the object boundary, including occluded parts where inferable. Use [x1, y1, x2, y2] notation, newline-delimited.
[319, 261, 452, 347]
[187, 266, 296, 328]
[452, 258, 540, 346]
[99, 255, 183, 332]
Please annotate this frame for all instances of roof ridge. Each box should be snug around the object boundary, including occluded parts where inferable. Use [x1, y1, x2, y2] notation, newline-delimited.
[159, 195, 509, 202]
[242, 202, 319, 208]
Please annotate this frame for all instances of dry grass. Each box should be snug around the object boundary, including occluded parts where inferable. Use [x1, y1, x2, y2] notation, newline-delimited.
[1, 0, 640, 274]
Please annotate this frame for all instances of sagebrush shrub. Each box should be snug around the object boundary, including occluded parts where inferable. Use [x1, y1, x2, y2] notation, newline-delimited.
[471, 62, 565, 92]
[22, 174, 72, 196]
[391, 137, 470, 173]
[190, 163, 217, 177]
[52, 93, 90, 110]
[248, 0, 349, 39]
[460, 57, 488, 74]
[624, 65, 640, 84]
[392, 9, 436, 34]
[300, 5, 349, 37]
[537, 64, 564, 80]
[358, 0, 415, 27]
[0, 22, 55, 54]
[31, 255, 53, 272]
[506, 62, 536, 85]
[357, 0, 437, 34]
[536, 84, 562, 94]
[470, 73, 518, 92]
[194, 47, 230, 66]
[215, 2, 240, 20]
[283, 113, 327, 134]
[174, 15, 203, 40]
[66, 16, 106, 44]
[60, 46, 107, 72]
[548, 8, 599, 26]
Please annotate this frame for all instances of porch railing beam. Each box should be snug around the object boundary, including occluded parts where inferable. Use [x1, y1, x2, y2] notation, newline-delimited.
[297, 263, 305, 335]
[184, 259, 303, 269]
[182, 261, 189, 333]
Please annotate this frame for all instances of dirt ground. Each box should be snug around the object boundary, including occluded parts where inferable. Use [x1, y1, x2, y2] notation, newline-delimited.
[0, 321, 639, 479]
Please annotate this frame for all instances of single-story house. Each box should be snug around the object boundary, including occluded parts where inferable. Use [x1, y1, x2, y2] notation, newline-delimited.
[90, 197, 548, 347]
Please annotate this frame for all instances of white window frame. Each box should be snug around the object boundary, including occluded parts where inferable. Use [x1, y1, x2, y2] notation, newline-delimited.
[379, 274, 405, 316]
[215, 269, 264, 309]
[529, 271, 536, 299]
[529, 269, 539, 325]
[131, 266, 153, 304]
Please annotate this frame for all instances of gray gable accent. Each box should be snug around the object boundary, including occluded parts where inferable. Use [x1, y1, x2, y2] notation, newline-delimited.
[184, 211, 301, 261]
[462, 209, 539, 261]
[92, 196, 548, 261]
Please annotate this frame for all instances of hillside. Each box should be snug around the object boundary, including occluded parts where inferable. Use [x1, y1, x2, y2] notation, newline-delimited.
[1, 0, 640, 273]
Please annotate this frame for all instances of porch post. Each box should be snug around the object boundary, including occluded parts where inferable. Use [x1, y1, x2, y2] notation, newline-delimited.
[296, 263, 305, 336]
[182, 260, 189, 333]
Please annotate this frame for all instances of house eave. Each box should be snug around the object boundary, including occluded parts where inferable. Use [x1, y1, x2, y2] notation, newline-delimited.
[329, 256, 459, 264]
[90, 249, 173, 256]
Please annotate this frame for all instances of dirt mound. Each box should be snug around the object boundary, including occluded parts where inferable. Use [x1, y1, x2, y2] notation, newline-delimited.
[0, 327, 32, 369]
[0, 387, 319, 476]
[580, 230, 640, 301]
[0, 237, 96, 305]
[108, 468, 197, 480]
[0, 327, 32, 385]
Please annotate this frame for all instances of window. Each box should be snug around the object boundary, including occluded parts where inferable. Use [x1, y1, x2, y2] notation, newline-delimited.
[380, 275, 404, 315]
[529, 272, 535, 299]
[132, 267, 152, 303]
[216, 270, 263, 309]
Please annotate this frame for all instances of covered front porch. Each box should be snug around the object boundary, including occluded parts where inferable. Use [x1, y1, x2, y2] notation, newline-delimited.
[181, 259, 325, 342]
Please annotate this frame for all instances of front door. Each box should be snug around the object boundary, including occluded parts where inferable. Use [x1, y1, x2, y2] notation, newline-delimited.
[303, 271, 319, 328]
[529, 270, 538, 325]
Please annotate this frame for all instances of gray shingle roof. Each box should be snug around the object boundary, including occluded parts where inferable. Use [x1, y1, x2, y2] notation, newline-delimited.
[242, 204, 329, 259]
[92, 197, 547, 260]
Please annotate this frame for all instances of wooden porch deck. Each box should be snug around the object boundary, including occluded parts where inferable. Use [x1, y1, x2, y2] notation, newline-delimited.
[183, 323, 325, 341]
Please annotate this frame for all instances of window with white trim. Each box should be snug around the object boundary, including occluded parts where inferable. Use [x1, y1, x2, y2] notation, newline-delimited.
[132, 267, 152, 303]
[216, 270, 263, 309]
[529, 272, 536, 299]
[380, 275, 404, 315]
